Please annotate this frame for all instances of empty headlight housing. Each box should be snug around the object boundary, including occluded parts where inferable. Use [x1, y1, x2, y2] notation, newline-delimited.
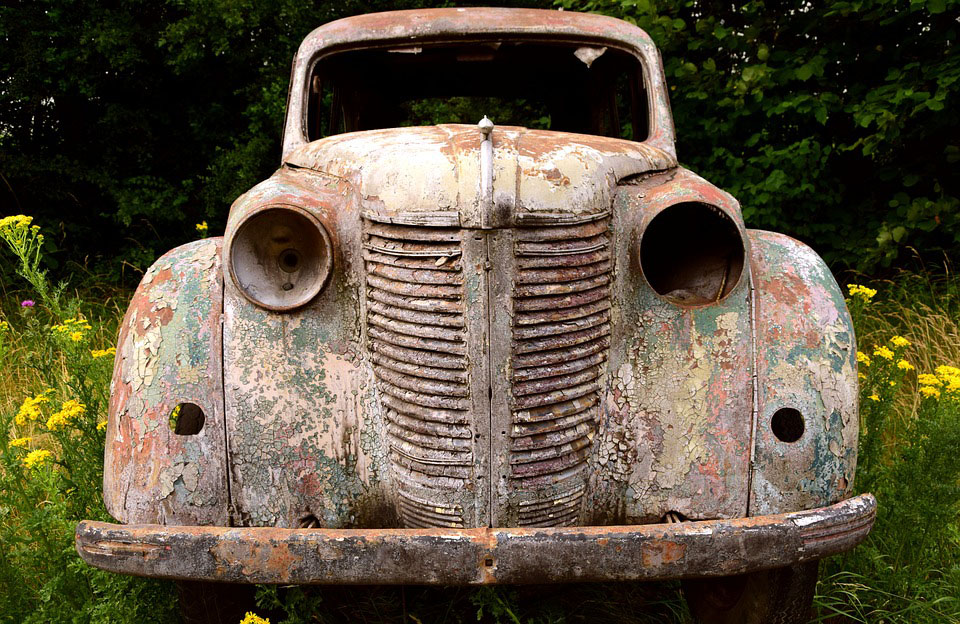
[639, 201, 745, 307]
[228, 205, 333, 311]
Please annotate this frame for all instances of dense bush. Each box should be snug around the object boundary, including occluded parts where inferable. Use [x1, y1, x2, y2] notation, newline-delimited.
[2, 0, 957, 279]
[559, 0, 960, 269]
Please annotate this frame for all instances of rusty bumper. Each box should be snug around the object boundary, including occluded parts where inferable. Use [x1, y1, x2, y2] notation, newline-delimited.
[76, 494, 875, 585]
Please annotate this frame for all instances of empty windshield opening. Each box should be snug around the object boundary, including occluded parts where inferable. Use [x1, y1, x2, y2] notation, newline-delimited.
[307, 41, 649, 141]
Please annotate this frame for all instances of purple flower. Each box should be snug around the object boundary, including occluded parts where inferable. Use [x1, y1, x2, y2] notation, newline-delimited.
[21, 300, 35, 308]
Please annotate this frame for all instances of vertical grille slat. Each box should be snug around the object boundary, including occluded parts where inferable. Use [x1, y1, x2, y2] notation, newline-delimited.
[365, 220, 471, 529]
[509, 216, 611, 527]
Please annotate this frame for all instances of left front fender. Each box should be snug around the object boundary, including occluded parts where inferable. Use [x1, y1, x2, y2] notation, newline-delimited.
[104, 238, 227, 525]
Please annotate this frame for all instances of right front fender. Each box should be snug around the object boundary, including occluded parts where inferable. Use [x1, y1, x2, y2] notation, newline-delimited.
[104, 238, 228, 525]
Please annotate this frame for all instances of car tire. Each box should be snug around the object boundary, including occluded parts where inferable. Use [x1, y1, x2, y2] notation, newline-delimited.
[176, 581, 258, 624]
[682, 561, 819, 624]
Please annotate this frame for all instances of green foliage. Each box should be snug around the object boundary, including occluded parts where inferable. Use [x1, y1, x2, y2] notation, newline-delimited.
[0, 219, 179, 623]
[557, 0, 960, 269]
[814, 280, 960, 622]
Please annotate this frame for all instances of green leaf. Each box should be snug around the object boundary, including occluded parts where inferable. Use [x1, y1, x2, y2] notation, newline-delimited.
[796, 64, 814, 81]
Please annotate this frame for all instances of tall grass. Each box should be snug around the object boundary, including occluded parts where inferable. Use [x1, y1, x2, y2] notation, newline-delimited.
[1, 214, 958, 624]
[0, 216, 178, 624]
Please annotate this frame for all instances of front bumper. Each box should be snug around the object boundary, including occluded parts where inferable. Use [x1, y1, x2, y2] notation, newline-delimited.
[76, 494, 875, 585]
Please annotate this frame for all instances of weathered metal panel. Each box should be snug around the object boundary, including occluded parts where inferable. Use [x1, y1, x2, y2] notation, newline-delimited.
[76, 494, 876, 585]
[222, 169, 393, 529]
[749, 231, 858, 515]
[104, 239, 227, 525]
[590, 168, 754, 524]
[285, 125, 675, 225]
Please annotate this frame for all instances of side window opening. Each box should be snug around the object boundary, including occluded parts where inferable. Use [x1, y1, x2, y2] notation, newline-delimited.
[306, 41, 649, 141]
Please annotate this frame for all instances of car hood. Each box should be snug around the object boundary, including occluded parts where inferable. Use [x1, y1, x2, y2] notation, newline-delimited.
[285, 125, 677, 227]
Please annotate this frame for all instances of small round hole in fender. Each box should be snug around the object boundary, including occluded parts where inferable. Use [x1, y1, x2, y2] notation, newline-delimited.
[169, 403, 205, 436]
[771, 407, 804, 443]
[640, 202, 745, 307]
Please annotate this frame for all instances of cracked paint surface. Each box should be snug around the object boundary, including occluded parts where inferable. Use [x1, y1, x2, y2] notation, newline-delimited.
[104, 238, 227, 525]
[749, 231, 858, 514]
[588, 168, 753, 524]
[102, 8, 860, 538]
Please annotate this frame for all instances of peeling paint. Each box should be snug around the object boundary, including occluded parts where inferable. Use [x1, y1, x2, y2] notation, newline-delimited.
[95, 8, 866, 586]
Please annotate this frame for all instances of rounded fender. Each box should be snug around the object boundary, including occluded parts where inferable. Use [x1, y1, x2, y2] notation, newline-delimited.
[104, 238, 228, 525]
[748, 231, 858, 515]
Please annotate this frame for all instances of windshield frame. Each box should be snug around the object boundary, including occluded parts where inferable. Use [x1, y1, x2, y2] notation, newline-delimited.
[281, 8, 676, 161]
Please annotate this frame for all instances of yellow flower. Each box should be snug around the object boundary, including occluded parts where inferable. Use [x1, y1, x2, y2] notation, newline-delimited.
[896, 359, 914, 371]
[15, 391, 52, 426]
[918, 373, 942, 387]
[919, 386, 941, 399]
[935, 365, 960, 379]
[97, 420, 108, 432]
[9, 436, 30, 448]
[52, 316, 93, 341]
[196, 221, 209, 235]
[46, 399, 86, 430]
[846, 284, 877, 302]
[888, 380, 897, 387]
[867, 394, 880, 402]
[240, 613, 270, 624]
[0, 320, 9, 332]
[943, 375, 960, 394]
[22, 449, 52, 469]
[0, 215, 33, 230]
[890, 335, 910, 348]
[856, 351, 871, 367]
[858, 372, 866, 380]
[91, 347, 116, 359]
[873, 345, 894, 360]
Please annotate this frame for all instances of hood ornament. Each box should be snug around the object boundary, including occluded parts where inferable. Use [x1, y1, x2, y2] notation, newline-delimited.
[478, 117, 494, 216]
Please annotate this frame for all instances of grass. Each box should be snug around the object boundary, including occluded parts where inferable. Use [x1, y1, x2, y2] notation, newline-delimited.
[1, 214, 958, 623]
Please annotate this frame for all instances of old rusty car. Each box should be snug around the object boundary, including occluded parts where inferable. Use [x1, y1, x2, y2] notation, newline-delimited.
[77, 7, 876, 623]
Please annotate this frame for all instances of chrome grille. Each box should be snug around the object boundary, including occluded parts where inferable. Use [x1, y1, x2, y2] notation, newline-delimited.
[363, 221, 470, 528]
[510, 217, 611, 526]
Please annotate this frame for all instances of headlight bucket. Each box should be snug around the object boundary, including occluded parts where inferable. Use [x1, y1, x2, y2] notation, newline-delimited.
[228, 205, 332, 311]
[639, 201, 745, 307]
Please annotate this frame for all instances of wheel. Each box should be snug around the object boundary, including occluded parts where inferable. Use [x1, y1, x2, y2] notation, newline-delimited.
[682, 561, 819, 624]
[176, 581, 258, 624]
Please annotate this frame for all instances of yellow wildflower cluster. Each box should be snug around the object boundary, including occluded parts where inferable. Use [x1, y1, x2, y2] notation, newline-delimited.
[91, 347, 116, 359]
[936, 366, 960, 394]
[15, 390, 53, 426]
[0, 215, 32, 230]
[196, 221, 209, 236]
[890, 335, 911, 348]
[97, 420, 108, 432]
[918, 365, 960, 399]
[856, 351, 871, 367]
[240, 613, 270, 624]
[9, 436, 31, 448]
[847, 284, 877, 302]
[897, 359, 914, 371]
[52, 317, 93, 343]
[872, 345, 894, 360]
[867, 394, 880, 402]
[918, 373, 941, 387]
[46, 399, 87, 430]
[0, 319, 9, 333]
[22, 449, 52, 469]
[0, 215, 44, 253]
